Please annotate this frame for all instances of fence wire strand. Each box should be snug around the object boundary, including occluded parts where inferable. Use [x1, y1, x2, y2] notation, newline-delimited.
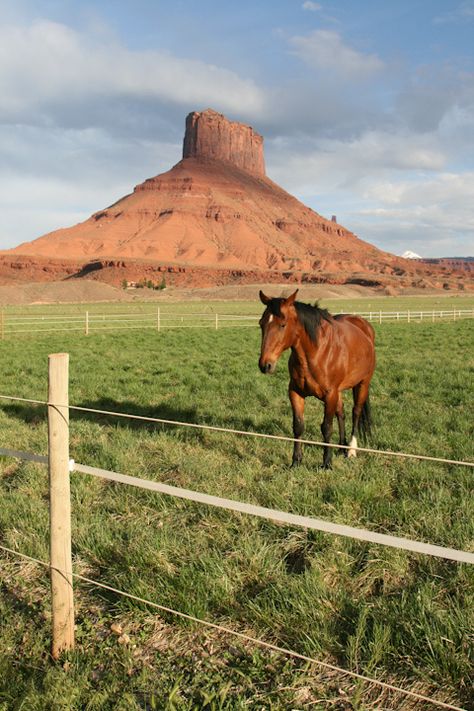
[0, 345, 472, 710]
[0, 446, 473, 563]
[0, 394, 473, 469]
[0, 543, 467, 711]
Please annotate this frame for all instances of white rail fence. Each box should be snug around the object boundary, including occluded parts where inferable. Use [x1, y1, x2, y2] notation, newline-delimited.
[0, 354, 473, 709]
[0, 307, 473, 337]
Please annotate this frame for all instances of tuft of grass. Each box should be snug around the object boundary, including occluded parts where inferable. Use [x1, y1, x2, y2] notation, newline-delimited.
[0, 308, 473, 709]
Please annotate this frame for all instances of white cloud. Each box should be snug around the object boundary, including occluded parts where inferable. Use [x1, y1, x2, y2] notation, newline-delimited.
[0, 123, 182, 248]
[302, 2, 322, 11]
[359, 172, 474, 255]
[364, 173, 474, 213]
[0, 175, 112, 249]
[351, 171, 474, 256]
[0, 14, 472, 258]
[289, 29, 384, 79]
[0, 20, 265, 127]
[266, 129, 446, 196]
[266, 134, 473, 256]
[395, 64, 474, 137]
[0, 18, 267, 247]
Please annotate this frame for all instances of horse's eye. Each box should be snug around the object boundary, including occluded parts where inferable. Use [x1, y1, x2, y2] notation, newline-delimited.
[280, 322, 286, 329]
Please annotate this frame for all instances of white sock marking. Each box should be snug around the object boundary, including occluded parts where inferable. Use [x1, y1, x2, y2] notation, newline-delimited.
[348, 435, 357, 458]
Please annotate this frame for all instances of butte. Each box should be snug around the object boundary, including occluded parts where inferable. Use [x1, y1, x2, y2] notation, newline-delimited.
[3, 109, 469, 291]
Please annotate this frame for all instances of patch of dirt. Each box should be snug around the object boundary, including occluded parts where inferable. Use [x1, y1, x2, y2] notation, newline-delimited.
[0, 280, 134, 305]
[0, 278, 470, 306]
[151, 282, 385, 301]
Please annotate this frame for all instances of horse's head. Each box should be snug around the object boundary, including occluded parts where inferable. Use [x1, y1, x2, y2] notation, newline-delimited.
[258, 289, 299, 374]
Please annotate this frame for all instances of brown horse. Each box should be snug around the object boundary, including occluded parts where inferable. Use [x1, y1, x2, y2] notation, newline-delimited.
[258, 290, 376, 469]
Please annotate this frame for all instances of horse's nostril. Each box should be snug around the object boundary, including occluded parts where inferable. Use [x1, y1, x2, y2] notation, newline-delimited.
[259, 359, 274, 374]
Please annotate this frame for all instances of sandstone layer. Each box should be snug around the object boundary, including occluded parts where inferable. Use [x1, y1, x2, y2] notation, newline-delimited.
[183, 109, 265, 177]
[0, 253, 468, 293]
[3, 109, 472, 292]
[11, 157, 390, 272]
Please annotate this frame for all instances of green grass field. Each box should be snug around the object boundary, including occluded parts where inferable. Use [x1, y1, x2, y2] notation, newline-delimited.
[0, 299, 473, 710]
[2, 292, 474, 316]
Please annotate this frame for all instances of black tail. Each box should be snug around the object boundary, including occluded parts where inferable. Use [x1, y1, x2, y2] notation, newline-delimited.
[358, 394, 372, 443]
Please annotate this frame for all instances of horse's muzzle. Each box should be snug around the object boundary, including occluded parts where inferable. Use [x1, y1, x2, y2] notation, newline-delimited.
[259, 360, 275, 374]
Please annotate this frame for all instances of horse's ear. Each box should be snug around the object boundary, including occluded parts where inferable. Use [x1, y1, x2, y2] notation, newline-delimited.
[285, 289, 299, 306]
[259, 290, 271, 305]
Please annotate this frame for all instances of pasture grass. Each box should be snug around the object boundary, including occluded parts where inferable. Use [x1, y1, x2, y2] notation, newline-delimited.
[2, 291, 474, 317]
[0, 312, 473, 709]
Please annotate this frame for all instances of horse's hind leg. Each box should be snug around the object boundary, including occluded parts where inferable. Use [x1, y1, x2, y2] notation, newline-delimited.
[336, 392, 347, 455]
[350, 381, 370, 457]
[289, 388, 305, 467]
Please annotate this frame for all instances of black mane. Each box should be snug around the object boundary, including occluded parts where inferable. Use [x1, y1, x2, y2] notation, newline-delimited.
[295, 301, 332, 342]
[268, 298, 332, 342]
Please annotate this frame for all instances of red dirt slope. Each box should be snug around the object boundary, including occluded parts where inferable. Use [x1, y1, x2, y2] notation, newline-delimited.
[4, 109, 472, 292]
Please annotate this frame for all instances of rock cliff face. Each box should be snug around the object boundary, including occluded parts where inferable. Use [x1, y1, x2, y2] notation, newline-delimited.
[182, 109, 265, 177]
[4, 108, 470, 292]
[9, 155, 387, 274]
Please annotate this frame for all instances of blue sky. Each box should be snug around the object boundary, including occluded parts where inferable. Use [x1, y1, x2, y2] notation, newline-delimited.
[1, 0, 473, 257]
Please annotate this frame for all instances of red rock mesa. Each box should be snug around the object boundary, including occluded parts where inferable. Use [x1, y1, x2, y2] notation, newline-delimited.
[4, 108, 470, 291]
[183, 109, 265, 177]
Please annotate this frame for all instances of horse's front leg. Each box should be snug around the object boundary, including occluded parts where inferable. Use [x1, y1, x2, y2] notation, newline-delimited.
[321, 392, 338, 469]
[289, 388, 305, 467]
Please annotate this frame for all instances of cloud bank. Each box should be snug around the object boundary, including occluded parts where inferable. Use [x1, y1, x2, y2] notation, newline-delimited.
[0, 12, 472, 257]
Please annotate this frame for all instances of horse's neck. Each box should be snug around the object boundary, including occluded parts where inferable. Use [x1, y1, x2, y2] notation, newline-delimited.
[290, 327, 312, 363]
[291, 320, 331, 368]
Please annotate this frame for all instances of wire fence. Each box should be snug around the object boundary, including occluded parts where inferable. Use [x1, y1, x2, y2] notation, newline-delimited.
[0, 307, 473, 337]
[1, 442, 472, 563]
[0, 359, 473, 709]
[1, 393, 473, 469]
[0, 544, 466, 711]
[0, 543, 467, 711]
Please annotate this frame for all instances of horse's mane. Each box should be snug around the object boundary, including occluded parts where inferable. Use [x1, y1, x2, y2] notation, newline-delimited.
[295, 301, 332, 342]
[268, 299, 332, 343]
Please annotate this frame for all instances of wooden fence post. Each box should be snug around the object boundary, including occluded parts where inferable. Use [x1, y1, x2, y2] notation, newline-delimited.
[0, 310, 4, 340]
[48, 353, 75, 659]
[215, 313, 219, 330]
[157, 307, 161, 332]
[85, 311, 89, 336]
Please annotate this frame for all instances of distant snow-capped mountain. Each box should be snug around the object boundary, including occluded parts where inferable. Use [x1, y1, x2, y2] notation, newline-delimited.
[402, 250, 422, 259]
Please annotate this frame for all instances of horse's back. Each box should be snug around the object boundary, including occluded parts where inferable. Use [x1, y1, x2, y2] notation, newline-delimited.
[334, 313, 375, 342]
[286, 308, 375, 397]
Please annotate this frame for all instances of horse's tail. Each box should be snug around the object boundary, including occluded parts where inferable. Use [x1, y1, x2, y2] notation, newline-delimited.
[358, 393, 372, 443]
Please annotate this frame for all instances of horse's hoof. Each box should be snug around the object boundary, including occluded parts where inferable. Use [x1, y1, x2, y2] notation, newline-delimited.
[291, 460, 302, 468]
